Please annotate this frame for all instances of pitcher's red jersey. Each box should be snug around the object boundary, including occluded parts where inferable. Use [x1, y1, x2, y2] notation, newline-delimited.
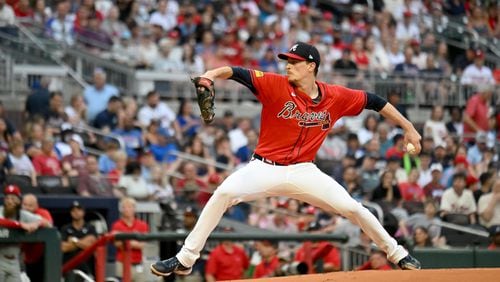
[248, 69, 366, 164]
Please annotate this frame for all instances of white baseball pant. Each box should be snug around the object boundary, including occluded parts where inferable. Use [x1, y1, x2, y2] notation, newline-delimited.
[176, 160, 408, 266]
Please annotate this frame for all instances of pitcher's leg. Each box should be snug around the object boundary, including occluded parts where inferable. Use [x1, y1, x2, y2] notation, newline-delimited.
[286, 163, 408, 264]
[177, 161, 287, 267]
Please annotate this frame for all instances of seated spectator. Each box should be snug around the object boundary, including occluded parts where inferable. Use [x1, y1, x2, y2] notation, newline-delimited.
[423, 163, 445, 203]
[112, 117, 144, 159]
[398, 200, 442, 242]
[341, 166, 363, 200]
[371, 170, 402, 211]
[45, 0, 75, 46]
[356, 249, 393, 270]
[399, 169, 425, 203]
[135, 29, 159, 69]
[393, 46, 419, 77]
[60, 201, 97, 280]
[386, 40, 404, 70]
[107, 150, 127, 186]
[478, 178, 500, 228]
[45, 91, 67, 133]
[440, 172, 477, 225]
[148, 165, 174, 204]
[181, 43, 205, 75]
[117, 161, 150, 201]
[488, 225, 500, 250]
[417, 153, 433, 187]
[101, 5, 129, 44]
[460, 50, 495, 86]
[64, 93, 87, 127]
[76, 16, 113, 52]
[359, 153, 381, 198]
[205, 227, 249, 281]
[175, 161, 210, 207]
[32, 137, 62, 176]
[93, 96, 123, 132]
[148, 0, 178, 32]
[138, 90, 178, 138]
[395, 11, 420, 43]
[385, 134, 405, 160]
[176, 99, 201, 140]
[8, 140, 37, 186]
[475, 172, 495, 203]
[61, 134, 87, 176]
[98, 141, 119, 174]
[153, 38, 183, 72]
[294, 236, 341, 272]
[411, 226, 433, 248]
[423, 105, 447, 147]
[0, 0, 15, 31]
[24, 76, 51, 121]
[78, 155, 122, 197]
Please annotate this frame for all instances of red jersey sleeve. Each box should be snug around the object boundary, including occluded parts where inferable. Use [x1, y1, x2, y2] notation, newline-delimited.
[328, 85, 367, 117]
[249, 70, 289, 105]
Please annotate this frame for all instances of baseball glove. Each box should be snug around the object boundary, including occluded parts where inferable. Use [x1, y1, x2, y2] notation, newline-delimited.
[192, 76, 215, 124]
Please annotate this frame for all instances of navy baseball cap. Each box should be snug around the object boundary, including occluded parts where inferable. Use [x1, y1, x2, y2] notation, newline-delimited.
[278, 42, 321, 67]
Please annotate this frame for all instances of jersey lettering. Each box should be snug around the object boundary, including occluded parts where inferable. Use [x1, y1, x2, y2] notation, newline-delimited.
[277, 101, 331, 130]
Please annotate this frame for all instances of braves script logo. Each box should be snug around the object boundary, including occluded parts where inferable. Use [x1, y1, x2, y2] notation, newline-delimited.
[277, 101, 331, 130]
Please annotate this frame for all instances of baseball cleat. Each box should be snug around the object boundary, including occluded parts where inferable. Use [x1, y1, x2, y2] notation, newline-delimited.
[398, 254, 421, 270]
[150, 257, 192, 276]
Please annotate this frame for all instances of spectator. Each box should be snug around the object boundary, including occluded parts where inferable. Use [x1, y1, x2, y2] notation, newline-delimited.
[385, 133, 405, 160]
[21, 193, 53, 282]
[135, 29, 159, 69]
[78, 155, 121, 197]
[440, 172, 477, 224]
[111, 197, 149, 282]
[0, 0, 15, 30]
[45, 0, 75, 45]
[8, 140, 37, 186]
[45, 91, 67, 133]
[399, 168, 425, 203]
[153, 38, 183, 72]
[445, 106, 464, 138]
[467, 132, 490, 165]
[0, 185, 43, 282]
[460, 50, 495, 86]
[61, 134, 87, 176]
[111, 30, 137, 66]
[93, 96, 123, 132]
[399, 200, 442, 242]
[488, 225, 500, 250]
[175, 161, 210, 207]
[294, 240, 341, 272]
[411, 226, 433, 248]
[253, 240, 280, 278]
[148, 0, 178, 32]
[98, 141, 119, 174]
[24, 76, 51, 121]
[359, 153, 380, 198]
[371, 170, 402, 210]
[205, 227, 249, 281]
[417, 153, 433, 187]
[394, 46, 419, 77]
[423, 105, 447, 146]
[176, 99, 201, 140]
[147, 165, 174, 204]
[386, 40, 404, 70]
[181, 43, 205, 75]
[32, 137, 62, 176]
[423, 163, 445, 203]
[65, 93, 87, 127]
[113, 117, 144, 159]
[76, 16, 113, 52]
[463, 84, 494, 142]
[84, 68, 119, 123]
[358, 114, 379, 146]
[24, 122, 45, 158]
[101, 5, 129, 44]
[138, 90, 178, 137]
[478, 178, 500, 228]
[475, 172, 495, 203]
[333, 48, 358, 75]
[107, 150, 127, 186]
[395, 11, 420, 43]
[357, 249, 393, 270]
[118, 161, 150, 201]
[60, 201, 97, 280]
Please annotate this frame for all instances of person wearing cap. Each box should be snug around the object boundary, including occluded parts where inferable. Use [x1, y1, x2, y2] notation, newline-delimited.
[460, 48, 495, 86]
[0, 185, 44, 281]
[151, 41, 422, 276]
[478, 178, 500, 228]
[423, 163, 445, 203]
[111, 197, 149, 282]
[395, 10, 420, 43]
[61, 133, 88, 176]
[253, 240, 280, 278]
[60, 200, 98, 279]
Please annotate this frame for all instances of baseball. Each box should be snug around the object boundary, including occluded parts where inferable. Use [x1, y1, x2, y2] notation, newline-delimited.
[406, 143, 416, 154]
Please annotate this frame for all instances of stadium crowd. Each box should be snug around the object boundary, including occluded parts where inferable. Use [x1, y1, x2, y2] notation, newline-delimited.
[0, 0, 500, 281]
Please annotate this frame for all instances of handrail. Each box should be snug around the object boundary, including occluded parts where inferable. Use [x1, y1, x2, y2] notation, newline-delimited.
[169, 151, 233, 171]
[13, 22, 89, 88]
[431, 221, 489, 238]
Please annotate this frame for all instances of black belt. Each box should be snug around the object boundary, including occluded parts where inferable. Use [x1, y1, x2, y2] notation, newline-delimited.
[252, 153, 312, 166]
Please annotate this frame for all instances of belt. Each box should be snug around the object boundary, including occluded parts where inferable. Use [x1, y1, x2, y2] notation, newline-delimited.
[252, 153, 312, 166]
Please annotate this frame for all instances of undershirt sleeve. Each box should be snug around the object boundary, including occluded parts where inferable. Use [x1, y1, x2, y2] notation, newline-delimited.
[365, 92, 388, 112]
[229, 67, 256, 93]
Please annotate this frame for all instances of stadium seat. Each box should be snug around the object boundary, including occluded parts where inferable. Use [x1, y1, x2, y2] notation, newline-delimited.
[442, 214, 470, 226]
[5, 174, 41, 194]
[37, 176, 77, 195]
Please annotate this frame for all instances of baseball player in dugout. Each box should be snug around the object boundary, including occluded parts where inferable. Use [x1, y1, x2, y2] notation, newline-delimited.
[151, 41, 423, 277]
